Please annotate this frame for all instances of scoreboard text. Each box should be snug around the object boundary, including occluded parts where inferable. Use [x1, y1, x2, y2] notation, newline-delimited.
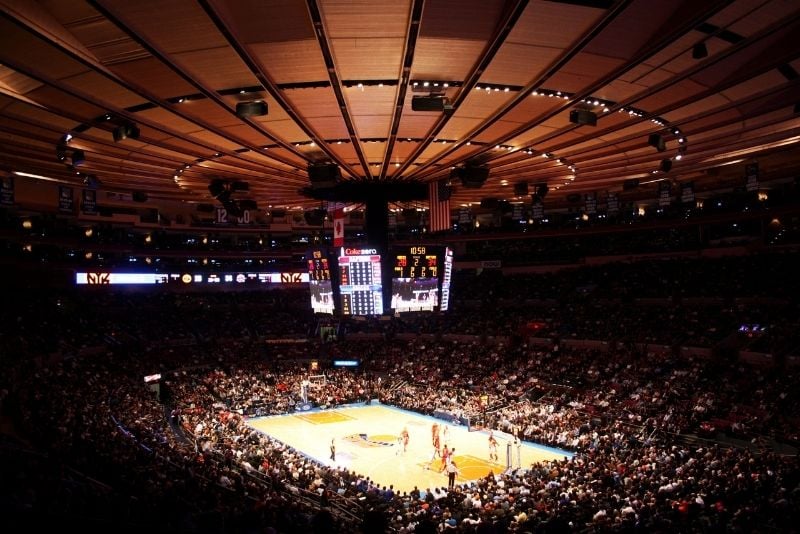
[394, 245, 438, 279]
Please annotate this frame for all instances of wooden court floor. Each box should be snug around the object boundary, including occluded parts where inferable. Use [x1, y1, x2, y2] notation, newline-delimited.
[248, 403, 572, 493]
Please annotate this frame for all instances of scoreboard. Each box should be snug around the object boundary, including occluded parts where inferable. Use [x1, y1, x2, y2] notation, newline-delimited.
[307, 249, 332, 281]
[307, 249, 334, 314]
[393, 245, 439, 279]
[391, 245, 447, 313]
[337, 247, 384, 315]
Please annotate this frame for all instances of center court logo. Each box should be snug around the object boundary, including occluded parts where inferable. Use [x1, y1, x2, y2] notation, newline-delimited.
[344, 433, 396, 448]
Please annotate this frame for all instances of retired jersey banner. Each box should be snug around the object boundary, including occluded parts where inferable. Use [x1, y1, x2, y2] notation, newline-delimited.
[58, 185, 74, 212]
[681, 182, 695, 204]
[585, 192, 597, 214]
[658, 181, 672, 207]
[532, 199, 544, 220]
[0, 176, 13, 205]
[82, 188, 97, 214]
[745, 162, 759, 192]
[606, 192, 619, 214]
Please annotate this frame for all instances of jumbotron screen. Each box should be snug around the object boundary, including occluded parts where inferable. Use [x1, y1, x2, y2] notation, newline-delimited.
[309, 280, 335, 314]
[337, 247, 384, 315]
[307, 249, 335, 315]
[391, 278, 439, 312]
[391, 245, 449, 313]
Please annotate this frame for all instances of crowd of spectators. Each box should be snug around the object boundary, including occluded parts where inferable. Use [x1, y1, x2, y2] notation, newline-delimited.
[1, 251, 799, 532]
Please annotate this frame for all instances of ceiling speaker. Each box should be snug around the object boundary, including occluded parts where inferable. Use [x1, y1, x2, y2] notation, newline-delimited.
[304, 208, 327, 226]
[208, 179, 228, 200]
[648, 133, 666, 152]
[71, 149, 85, 166]
[132, 191, 148, 202]
[623, 178, 640, 191]
[230, 181, 249, 192]
[411, 95, 449, 112]
[456, 165, 489, 189]
[113, 123, 140, 142]
[569, 109, 597, 126]
[535, 183, 549, 198]
[660, 158, 673, 172]
[236, 101, 268, 118]
[513, 182, 528, 196]
[692, 42, 708, 59]
[480, 197, 499, 209]
[238, 199, 258, 210]
[308, 163, 341, 188]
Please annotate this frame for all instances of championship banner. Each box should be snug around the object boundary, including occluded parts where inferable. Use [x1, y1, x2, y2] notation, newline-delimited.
[458, 206, 472, 224]
[511, 203, 525, 221]
[606, 192, 619, 214]
[745, 162, 759, 192]
[585, 192, 597, 214]
[680, 182, 695, 204]
[82, 188, 97, 214]
[0, 175, 13, 205]
[658, 181, 672, 207]
[58, 185, 74, 212]
[531, 199, 544, 220]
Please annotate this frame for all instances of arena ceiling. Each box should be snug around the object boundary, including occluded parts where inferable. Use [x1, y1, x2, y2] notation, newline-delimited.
[1, 0, 800, 214]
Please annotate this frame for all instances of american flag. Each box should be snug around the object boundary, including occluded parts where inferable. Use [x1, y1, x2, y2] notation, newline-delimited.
[428, 179, 451, 233]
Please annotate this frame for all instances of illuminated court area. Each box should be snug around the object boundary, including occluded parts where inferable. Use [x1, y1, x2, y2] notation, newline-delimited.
[248, 403, 572, 493]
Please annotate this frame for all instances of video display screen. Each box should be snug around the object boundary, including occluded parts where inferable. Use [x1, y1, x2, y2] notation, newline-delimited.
[309, 280, 335, 314]
[337, 247, 383, 315]
[391, 277, 439, 312]
[75, 271, 308, 285]
[307, 249, 335, 314]
[440, 247, 453, 311]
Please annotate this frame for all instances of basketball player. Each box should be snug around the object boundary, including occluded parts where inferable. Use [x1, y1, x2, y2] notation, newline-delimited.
[329, 438, 336, 462]
[401, 426, 410, 453]
[431, 422, 439, 446]
[488, 432, 498, 462]
[427, 431, 441, 468]
[439, 444, 450, 472]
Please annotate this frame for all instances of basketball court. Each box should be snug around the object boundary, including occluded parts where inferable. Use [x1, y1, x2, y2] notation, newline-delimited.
[248, 403, 572, 493]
